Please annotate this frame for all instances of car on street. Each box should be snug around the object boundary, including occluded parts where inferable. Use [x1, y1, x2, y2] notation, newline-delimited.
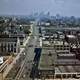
[28, 45, 33, 47]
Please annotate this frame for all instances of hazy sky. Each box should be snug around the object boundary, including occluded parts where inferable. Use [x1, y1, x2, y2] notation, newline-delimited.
[0, 0, 80, 17]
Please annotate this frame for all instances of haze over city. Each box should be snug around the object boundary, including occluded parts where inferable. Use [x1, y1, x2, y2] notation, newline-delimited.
[0, 0, 80, 17]
[1, 0, 80, 80]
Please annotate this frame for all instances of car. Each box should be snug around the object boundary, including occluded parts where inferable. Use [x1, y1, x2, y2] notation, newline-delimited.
[28, 45, 33, 47]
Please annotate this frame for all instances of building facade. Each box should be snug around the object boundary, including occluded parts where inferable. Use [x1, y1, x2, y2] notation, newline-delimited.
[0, 37, 20, 56]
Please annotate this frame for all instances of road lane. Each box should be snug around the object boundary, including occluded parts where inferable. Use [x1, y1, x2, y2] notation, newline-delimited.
[18, 22, 40, 80]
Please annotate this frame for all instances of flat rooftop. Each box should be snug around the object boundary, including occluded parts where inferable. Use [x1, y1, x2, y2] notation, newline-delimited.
[38, 48, 80, 73]
[42, 40, 69, 47]
[53, 41, 69, 46]
[38, 49, 56, 70]
[38, 54, 54, 70]
[56, 59, 80, 65]
[55, 66, 80, 74]
[66, 35, 76, 39]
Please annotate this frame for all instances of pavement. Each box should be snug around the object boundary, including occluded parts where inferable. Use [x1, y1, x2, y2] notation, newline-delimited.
[15, 22, 40, 80]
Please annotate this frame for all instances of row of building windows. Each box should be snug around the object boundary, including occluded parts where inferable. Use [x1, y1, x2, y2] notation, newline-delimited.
[54, 45, 69, 47]
[55, 47, 69, 50]
[0, 43, 17, 53]
[0, 43, 16, 47]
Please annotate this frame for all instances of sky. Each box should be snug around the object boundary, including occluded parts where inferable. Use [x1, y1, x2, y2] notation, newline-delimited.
[0, 0, 80, 17]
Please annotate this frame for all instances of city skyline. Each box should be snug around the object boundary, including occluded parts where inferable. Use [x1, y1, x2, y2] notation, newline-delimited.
[0, 0, 80, 17]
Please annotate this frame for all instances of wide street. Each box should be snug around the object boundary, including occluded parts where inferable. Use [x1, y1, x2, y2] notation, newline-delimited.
[15, 22, 40, 80]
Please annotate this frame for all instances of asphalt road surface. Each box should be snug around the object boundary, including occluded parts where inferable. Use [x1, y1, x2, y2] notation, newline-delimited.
[16, 22, 40, 80]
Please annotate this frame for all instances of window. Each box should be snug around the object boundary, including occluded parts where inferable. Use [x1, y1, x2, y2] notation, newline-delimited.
[8, 44, 10, 52]
[11, 44, 13, 52]
[1, 43, 3, 52]
[14, 48, 16, 52]
[20, 42, 23, 45]
[14, 43, 16, 46]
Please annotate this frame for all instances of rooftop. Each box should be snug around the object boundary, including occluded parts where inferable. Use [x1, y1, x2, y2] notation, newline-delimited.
[54, 40, 69, 46]
[55, 66, 80, 74]
[66, 35, 76, 39]
[38, 49, 56, 70]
